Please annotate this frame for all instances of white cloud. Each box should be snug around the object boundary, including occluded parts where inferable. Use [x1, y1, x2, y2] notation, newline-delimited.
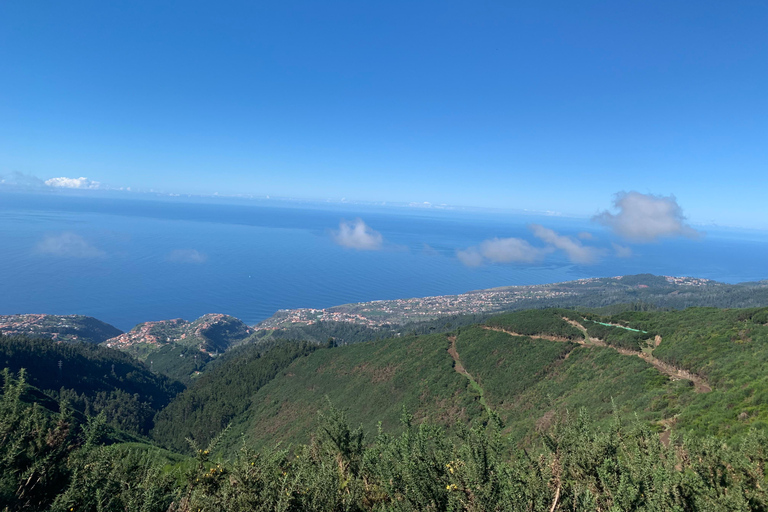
[593, 191, 701, 242]
[577, 231, 594, 240]
[456, 247, 485, 267]
[612, 243, 633, 258]
[529, 224, 601, 264]
[35, 232, 105, 258]
[45, 176, 102, 189]
[456, 237, 548, 267]
[479, 237, 547, 263]
[457, 225, 606, 267]
[332, 218, 384, 250]
[167, 249, 208, 264]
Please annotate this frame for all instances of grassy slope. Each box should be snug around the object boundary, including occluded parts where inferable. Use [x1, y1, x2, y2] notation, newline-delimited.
[615, 307, 768, 438]
[223, 333, 485, 451]
[454, 326, 695, 444]
[155, 306, 768, 456]
[228, 324, 696, 453]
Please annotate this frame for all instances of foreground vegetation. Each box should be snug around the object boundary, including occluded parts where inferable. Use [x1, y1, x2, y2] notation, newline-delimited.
[2, 368, 767, 511]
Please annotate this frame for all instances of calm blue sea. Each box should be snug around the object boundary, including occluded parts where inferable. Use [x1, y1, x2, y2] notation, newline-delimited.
[1, 192, 766, 331]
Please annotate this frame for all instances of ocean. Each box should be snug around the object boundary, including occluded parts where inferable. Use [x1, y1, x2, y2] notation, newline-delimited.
[1, 192, 766, 331]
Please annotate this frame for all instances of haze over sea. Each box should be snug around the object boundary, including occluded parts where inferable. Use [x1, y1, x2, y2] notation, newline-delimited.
[2, 192, 766, 332]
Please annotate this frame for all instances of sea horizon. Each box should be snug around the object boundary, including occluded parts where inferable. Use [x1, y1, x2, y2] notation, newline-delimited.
[2, 191, 766, 331]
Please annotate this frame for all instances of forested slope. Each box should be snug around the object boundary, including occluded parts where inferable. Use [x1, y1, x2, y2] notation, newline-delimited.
[152, 306, 768, 455]
[155, 332, 487, 453]
[0, 334, 183, 435]
[151, 341, 318, 452]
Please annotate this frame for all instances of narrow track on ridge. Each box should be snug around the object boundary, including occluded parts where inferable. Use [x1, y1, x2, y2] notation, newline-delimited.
[447, 335, 493, 416]
[483, 319, 711, 393]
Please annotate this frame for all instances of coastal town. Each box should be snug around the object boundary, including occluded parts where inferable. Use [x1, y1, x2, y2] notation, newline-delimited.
[0, 275, 720, 344]
[256, 275, 715, 330]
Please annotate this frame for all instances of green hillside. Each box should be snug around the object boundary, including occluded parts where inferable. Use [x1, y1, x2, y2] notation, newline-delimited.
[232, 333, 486, 451]
[454, 326, 692, 443]
[5, 363, 768, 511]
[153, 333, 486, 454]
[0, 334, 184, 436]
[602, 307, 768, 437]
[484, 308, 584, 340]
[6, 306, 768, 510]
[150, 306, 768, 457]
[220, 324, 692, 452]
[151, 341, 318, 453]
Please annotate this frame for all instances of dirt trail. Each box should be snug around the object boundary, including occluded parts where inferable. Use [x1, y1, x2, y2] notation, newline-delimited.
[447, 336, 468, 376]
[561, 319, 607, 346]
[447, 336, 493, 415]
[483, 327, 579, 344]
[482, 321, 712, 393]
[564, 317, 711, 393]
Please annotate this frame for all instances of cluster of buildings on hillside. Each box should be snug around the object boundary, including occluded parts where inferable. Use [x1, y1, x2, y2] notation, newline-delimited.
[0, 314, 80, 341]
[257, 275, 716, 331]
[664, 276, 712, 286]
[258, 286, 580, 329]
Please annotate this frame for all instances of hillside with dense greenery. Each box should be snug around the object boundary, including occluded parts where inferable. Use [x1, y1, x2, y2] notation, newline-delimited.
[3, 369, 767, 511]
[596, 307, 768, 438]
[152, 341, 317, 453]
[485, 309, 584, 340]
[149, 306, 768, 457]
[214, 326, 688, 452]
[5, 305, 768, 510]
[0, 334, 183, 436]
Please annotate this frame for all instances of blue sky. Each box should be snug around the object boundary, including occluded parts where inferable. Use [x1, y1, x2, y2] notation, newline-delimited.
[1, 1, 766, 228]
